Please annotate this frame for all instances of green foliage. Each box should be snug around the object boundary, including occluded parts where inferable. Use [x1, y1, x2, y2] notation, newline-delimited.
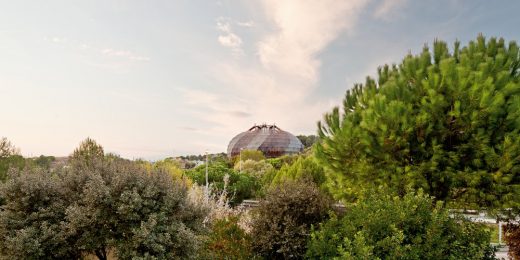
[251, 180, 332, 259]
[70, 137, 104, 166]
[265, 154, 299, 169]
[0, 137, 19, 159]
[0, 137, 21, 182]
[186, 161, 260, 204]
[234, 159, 275, 179]
[0, 158, 206, 260]
[297, 135, 319, 149]
[202, 216, 254, 260]
[0, 168, 81, 259]
[316, 35, 520, 210]
[32, 155, 56, 170]
[270, 156, 326, 188]
[147, 157, 192, 186]
[0, 155, 25, 183]
[236, 149, 265, 163]
[306, 190, 496, 259]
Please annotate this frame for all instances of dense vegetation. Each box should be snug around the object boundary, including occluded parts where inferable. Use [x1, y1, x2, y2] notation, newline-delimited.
[2, 36, 519, 259]
[307, 190, 495, 259]
[0, 140, 207, 259]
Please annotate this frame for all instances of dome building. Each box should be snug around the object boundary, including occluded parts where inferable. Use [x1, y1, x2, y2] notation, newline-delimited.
[227, 124, 304, 158]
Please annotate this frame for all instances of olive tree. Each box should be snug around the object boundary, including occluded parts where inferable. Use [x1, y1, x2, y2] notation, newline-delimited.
[0, 157, 206, 259]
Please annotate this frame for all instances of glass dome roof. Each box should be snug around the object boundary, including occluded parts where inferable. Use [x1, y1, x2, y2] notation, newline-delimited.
[227, 124, 304, 158]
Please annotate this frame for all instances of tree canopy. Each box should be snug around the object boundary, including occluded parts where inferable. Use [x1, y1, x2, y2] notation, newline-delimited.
[316, 35, 520, 211]
[70, 138, 104, 166]
[0, 140, 207, 260]
[0, 138, 22, 182]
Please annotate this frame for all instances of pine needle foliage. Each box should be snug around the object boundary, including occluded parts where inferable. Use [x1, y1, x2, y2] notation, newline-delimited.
[316, 35, 520, 210]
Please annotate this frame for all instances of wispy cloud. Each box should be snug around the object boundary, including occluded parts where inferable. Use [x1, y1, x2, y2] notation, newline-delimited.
[192, 0, 371, 138]
[45, 35, 151, 64]
[237, 20, 255, 27]
[50, 36, 68, 43]
[101, 48, 151, 61]
[216, 17, 244, 55]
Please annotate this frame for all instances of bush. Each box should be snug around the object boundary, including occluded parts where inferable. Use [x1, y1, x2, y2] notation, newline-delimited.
[504, 222, 520, 259]
[265, 154, 299, 170]
[202, 216, 254, 260]
[186, 161, 260, 204]
[250, 180, 332, 259]
[306, 190, 496, 259]
[234, 159, 275, 179]
[270, 156, 326, 188]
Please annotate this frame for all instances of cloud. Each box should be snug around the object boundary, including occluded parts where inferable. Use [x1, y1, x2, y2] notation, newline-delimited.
[44, 35, 151, 65]
[180, 88, 251, 124]
[44, 36, 68, 44]
[373, 0, 408, 19]
[190, 0, 371, 141]
[101, 48, 151, 61]
[237, 20, 255, 27]
[216, 17, 243, 54]
[228, 110, 251, 118]
[218, 33, 242, 48]
[179, 126, 198, 132]
[51, 37, 67, 43]
[257, 0, 368, 82]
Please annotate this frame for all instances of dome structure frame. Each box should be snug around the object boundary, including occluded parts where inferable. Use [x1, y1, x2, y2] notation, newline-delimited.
[227, 124, 304, 158]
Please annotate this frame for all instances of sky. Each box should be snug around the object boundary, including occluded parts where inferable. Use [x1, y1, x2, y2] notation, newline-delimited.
[1, 0, 519, 159]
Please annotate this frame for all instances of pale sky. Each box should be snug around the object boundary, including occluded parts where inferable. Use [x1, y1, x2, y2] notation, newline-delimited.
[1, 0, 519, 159]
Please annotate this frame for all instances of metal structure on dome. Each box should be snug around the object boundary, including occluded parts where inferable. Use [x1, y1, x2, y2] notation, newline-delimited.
[227, 124, 304, 158]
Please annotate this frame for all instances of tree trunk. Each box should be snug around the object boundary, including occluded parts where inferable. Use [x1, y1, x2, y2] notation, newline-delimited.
[95, 249, 107, 260]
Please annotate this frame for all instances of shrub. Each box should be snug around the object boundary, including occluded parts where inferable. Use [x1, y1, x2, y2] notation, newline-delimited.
[306, 190, 496, 259]
[237, 150, 265, 162]
[234, 159, 275, 179]
[250, 180, 332, 259]
[186, 161, 260, 204]
[504, 222, 520, 259]
[202, 216, 254, 260]
[265, 154, 299, 170]
[270, 156, 326, 188]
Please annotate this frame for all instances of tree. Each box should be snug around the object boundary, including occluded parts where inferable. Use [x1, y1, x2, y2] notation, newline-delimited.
[0, 137, 19, 159]
[235, 150, 265, 163]
[296, 135, 319, 149]
[269, 156, 326, 188]
[0, 157, 206, 259]
[316, 35, 520, 210]
[186, 161, 259, 204]
[0, 168, 81, 259]
[70, 138, 104, 166]
[307, 190, 495, 259]
[32, 155, 56, 170]
[233, 159, 275, 180]
[0, 138, 22, 182]
[250, 180, 332, 259]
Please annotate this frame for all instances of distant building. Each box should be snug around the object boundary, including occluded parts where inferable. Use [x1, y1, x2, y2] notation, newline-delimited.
[227, 124, 304, 158]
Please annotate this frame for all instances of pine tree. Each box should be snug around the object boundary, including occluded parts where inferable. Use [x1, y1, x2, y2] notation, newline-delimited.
[316, 35, 520, 211]
[70, 137, 104, 166]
